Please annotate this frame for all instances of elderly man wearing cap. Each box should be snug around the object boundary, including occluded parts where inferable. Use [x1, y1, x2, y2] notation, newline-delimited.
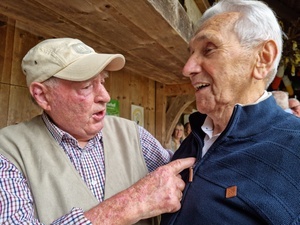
[0, 38, 195, 225]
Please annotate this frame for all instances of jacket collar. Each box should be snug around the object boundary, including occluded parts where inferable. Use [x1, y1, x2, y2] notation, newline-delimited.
[189, 95, 288, 139]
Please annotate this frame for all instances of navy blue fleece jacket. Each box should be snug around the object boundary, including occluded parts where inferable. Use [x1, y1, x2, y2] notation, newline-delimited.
[161, 96, 300, 225]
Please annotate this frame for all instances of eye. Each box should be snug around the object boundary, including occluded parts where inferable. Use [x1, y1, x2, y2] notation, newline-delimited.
[203, 43, 216, 55]
[82, 84, 92, 89]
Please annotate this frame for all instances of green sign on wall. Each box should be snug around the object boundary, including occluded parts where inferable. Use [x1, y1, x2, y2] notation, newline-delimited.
[106, 99, 120, 116]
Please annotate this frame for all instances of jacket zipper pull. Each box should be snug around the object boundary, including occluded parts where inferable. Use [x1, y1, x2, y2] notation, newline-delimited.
[189, 166, 194, 182]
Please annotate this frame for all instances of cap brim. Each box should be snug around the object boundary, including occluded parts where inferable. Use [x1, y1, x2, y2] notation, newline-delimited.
[53, 53, 125, 81]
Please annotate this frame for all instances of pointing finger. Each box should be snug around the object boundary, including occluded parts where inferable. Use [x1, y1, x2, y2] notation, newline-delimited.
[168, 157, 196, 174]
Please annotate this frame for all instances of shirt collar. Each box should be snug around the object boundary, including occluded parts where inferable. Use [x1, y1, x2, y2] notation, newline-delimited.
[237, 90, 271, 106]
[201, 116, 214, 138]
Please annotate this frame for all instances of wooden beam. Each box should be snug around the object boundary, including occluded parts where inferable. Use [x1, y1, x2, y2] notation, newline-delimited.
[194, 0, 211, 13]
[155, 82, 167, 144]
[0, 0, 193, 85]
[147, 0, 194, 42]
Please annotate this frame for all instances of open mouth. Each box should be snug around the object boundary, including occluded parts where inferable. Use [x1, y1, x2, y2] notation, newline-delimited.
[195, 83, 210, 91]
[94, 111, 102, 116]
[92, 110, 105, 121]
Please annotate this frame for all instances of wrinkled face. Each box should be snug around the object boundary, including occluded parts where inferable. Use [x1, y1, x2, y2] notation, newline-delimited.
[182, 12, 257, 115]
[45, 71, 110, 141]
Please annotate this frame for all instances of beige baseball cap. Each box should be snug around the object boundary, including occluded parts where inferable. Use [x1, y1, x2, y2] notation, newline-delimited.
[22, 38, 125, 86]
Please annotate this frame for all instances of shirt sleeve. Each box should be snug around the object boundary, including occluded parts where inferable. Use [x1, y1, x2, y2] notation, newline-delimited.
[138, 126, 173, 172]
[0, 154, 92, 225]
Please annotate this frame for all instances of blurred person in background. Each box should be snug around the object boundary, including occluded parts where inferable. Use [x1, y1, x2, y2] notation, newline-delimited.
[184, 122, 192, 137]
[168, 122, 185, 152]
[272, 90, 293, 113]
[289, 97, 300, 117]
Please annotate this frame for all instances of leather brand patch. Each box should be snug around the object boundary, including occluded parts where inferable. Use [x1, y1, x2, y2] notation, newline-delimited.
[226, 186, 237, 198]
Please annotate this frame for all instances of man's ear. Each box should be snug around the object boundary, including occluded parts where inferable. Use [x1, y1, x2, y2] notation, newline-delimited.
[29, 82, 51, 110]
[253, 40, 278, 80]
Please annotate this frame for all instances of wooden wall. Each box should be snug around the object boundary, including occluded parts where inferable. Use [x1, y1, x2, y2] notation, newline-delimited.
[0, 17, 43, 128]
[106, 70, 156, 135]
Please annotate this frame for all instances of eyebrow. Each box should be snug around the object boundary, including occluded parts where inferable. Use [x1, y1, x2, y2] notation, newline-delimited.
[195, 34, 210, 42]
[187, 34, 210, 52]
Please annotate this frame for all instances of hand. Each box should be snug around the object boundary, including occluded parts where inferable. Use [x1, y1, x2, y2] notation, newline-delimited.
[128, 157, 196, 221]
[85, 157, 196, 225]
